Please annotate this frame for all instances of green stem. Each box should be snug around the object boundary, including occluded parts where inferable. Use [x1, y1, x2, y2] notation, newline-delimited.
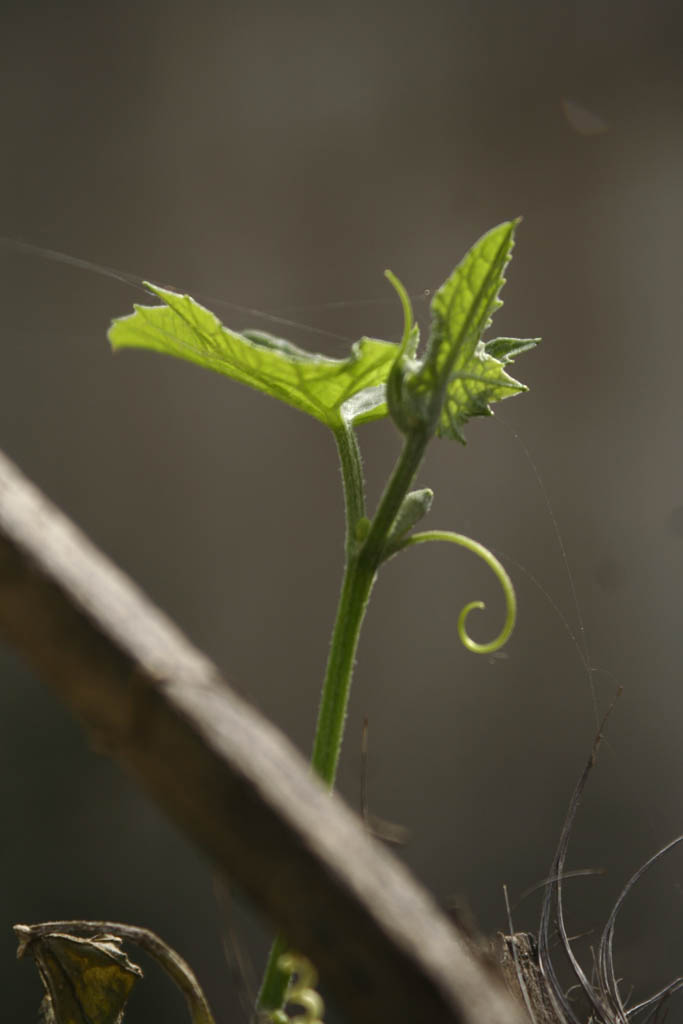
[333, 418, 366, 555]
[257, 933, 291, 1017]
[312, 426, 430, 786]
[361, 428, 430, 569]
[257, 425, 430, 1016]
[310, 555, 376, 785]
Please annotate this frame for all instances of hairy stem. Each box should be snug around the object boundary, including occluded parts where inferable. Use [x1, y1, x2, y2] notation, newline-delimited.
[312, 426, 430, 786]
[333, 419, 366, 555]
[310, 556, 376, 785]
[257, 426, 429, 1015]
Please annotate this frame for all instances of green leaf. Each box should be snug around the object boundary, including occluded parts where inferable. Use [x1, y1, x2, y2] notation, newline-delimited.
[484, 336, 540, 362]
[387, 221, 538, 441]
[429, 220, 517, 381]
[339, 384, 387, 425]
[437, 339, 536, 442]
[108, 285, 398, 429]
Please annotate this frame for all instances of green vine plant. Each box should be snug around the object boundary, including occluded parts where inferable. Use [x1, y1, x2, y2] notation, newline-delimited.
[103, 219, 539, 1020]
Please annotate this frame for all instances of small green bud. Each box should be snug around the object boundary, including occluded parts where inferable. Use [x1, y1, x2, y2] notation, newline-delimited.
[385, 488, 434, 551]
[355, 516, 371, 542]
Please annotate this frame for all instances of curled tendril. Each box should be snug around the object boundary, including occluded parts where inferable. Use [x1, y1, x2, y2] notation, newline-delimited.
[394, 529, 517, 654]
[270, 954, 325, 1024]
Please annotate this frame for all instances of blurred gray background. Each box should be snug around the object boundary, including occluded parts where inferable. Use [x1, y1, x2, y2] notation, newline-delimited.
[1, 2, 682, 1021]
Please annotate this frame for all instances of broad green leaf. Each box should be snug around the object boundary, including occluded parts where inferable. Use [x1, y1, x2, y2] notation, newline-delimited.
[108, 285, 398, 429]
[388, 221, 538, 441]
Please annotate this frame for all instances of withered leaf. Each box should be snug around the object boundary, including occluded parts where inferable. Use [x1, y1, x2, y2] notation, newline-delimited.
[15, 925, 143, 1024]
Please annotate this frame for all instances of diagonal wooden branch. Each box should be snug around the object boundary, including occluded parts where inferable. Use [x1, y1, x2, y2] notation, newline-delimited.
[0, 448, 524, 1024]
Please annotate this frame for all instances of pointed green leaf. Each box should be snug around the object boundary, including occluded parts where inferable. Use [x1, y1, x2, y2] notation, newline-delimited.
[484, 336, 540, 362]
[437, 342, 532, 442]
[388, 221, 538, 441]
[432, 224, 540, 441]
[429, 220, 518, 379]
[108, 285, 398, 429]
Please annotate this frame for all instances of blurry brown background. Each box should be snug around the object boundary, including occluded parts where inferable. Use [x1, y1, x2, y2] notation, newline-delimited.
[1, 2, 682, 1021]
